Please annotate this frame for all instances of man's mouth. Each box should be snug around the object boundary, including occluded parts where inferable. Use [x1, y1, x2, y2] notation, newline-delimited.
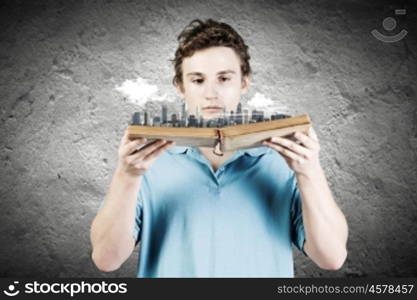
[203, 106, 224, 111]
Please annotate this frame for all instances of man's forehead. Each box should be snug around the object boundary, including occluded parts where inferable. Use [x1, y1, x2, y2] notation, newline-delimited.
[182, 47, 241, 75]
[185, 70, 236, 77]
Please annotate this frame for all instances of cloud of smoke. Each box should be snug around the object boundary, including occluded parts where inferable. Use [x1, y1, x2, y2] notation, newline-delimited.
[247, 92, 274, 108]
[247, 92, 290, 115]
[115, 76, 172, 106]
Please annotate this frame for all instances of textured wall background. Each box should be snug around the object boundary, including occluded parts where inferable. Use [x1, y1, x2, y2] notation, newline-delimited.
[0, 0, 416, 277]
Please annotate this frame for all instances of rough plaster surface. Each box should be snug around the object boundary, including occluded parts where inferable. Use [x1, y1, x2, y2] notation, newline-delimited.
[0, 0, 416, 277]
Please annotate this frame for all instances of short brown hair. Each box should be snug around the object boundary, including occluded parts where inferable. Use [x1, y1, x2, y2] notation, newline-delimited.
[170, 19, 251, 91]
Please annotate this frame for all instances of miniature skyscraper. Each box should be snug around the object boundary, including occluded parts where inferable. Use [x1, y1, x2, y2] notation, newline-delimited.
[131, 112, 141, 125]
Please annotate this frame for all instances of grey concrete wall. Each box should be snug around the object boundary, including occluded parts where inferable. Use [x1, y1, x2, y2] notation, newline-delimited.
[0, 0, 416, 277]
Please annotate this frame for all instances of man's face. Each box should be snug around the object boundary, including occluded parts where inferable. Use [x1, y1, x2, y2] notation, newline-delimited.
[177, 46, 250, 119]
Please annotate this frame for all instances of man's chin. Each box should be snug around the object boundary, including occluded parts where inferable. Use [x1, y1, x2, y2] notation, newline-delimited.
[202, 112, 223, 120]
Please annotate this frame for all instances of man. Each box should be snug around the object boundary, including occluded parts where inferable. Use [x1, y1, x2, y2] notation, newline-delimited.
[90, 19, 348, 277]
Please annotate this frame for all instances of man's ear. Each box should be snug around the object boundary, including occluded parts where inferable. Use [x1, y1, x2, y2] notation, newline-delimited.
[176, 82, 185, 99]
[241, 74, 250, 95]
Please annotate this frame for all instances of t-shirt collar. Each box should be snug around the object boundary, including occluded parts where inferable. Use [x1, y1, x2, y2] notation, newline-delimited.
[167, 145, 270, 157]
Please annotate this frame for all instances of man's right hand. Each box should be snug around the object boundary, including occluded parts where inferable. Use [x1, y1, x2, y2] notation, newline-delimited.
[116, 129, 175, 178]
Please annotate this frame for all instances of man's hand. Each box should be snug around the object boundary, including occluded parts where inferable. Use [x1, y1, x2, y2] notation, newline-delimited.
[117, 129, 175, 178]
[262, 127, 321, 177]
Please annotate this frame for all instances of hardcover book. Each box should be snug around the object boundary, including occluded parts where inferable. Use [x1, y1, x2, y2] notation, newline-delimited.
[127, 113, 312, 152]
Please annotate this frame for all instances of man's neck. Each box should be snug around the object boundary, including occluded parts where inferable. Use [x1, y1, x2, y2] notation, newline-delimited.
[198, 146, 235, 170]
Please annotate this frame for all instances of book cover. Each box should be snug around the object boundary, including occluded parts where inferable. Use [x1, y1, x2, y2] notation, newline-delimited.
[127, 113, 312, 152]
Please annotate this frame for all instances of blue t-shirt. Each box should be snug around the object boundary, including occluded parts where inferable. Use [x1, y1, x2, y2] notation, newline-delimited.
[133, 145, 306, 277]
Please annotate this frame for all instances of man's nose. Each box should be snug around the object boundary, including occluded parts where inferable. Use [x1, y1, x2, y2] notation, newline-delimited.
[204, 81, 218, 100]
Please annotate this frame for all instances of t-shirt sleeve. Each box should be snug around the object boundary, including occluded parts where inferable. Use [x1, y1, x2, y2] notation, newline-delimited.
[290, 173, 308, 256]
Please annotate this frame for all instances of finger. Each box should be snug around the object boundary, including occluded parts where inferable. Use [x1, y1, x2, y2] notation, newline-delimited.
[309, 127, 318, 142]
[129, 139, 169, 161]
[131, 140, 174, 165]
[122, 137, 148, 157]
[293, 131, 318, 150]
[263, 141, 305, 163]
[142, 141, 175, 162]
[121, 128, 141, 146]
[269, 136, 312, 159]
[120, 129, 130, 145]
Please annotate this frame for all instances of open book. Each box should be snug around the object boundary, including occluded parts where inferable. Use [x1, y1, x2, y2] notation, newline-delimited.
[127, 114, 311, 152]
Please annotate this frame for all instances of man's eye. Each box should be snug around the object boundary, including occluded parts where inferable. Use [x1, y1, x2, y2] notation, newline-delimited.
[220, 77, 230, 82]
[192, 79, 203, 84]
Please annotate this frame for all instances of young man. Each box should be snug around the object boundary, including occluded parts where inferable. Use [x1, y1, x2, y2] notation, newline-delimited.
[90, 19, 348, 277]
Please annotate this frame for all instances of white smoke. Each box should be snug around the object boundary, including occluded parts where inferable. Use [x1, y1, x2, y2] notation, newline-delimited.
[115, 76, 172, 106]
[247, 92, 290, 115]
[247, 92, 274, 108]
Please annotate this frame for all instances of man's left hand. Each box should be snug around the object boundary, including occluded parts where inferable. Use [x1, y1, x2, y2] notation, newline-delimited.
[262, 127, 322, 177]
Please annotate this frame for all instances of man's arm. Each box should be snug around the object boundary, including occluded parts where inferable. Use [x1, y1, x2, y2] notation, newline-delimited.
[90, 130, 175, 272]
[90, 168, 140, 272]
[297, 167, 348, 270]
[263, 127, 348, 270]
